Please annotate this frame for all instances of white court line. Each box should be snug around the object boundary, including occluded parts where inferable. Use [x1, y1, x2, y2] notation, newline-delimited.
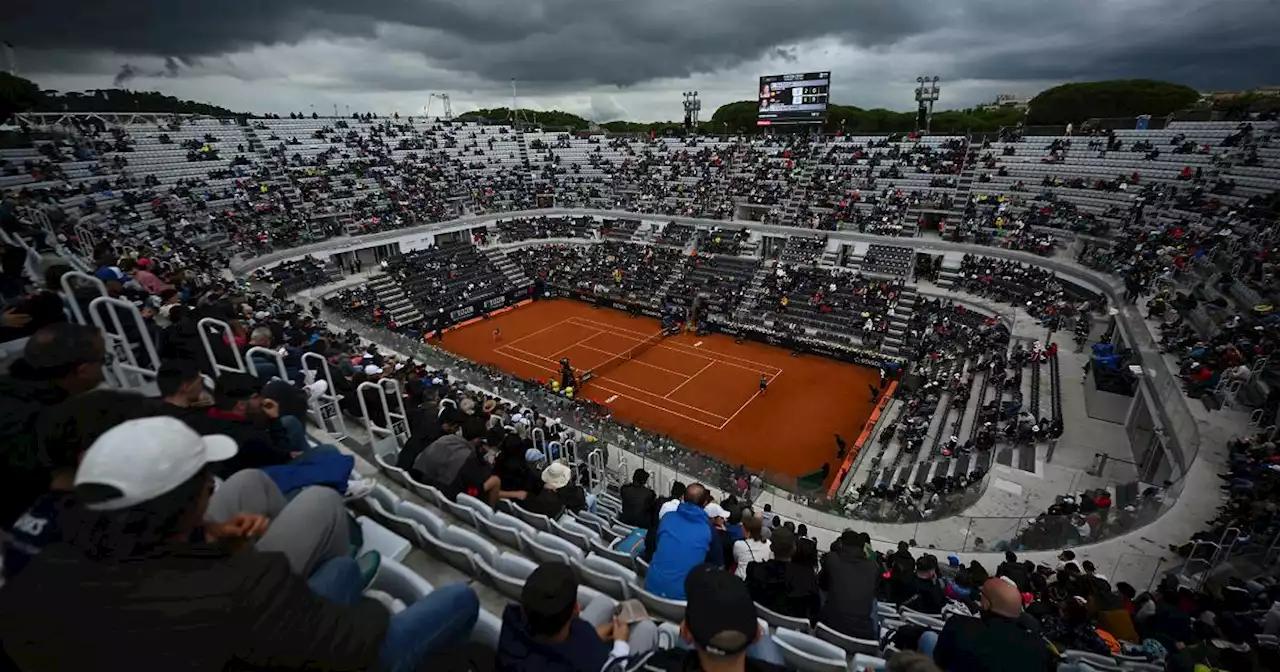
[567, 317, 782, 376]
[664, 360, 716, 399]
[546, 328, 605, 359]
[575, 343, 696, 379]
[491, 347, 728, 429]
[717, 370, 783, 430]
[499, 344, 731, 419]
[499, 316, 579, 350]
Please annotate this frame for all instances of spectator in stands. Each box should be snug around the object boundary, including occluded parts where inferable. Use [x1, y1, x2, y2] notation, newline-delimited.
[901, 554, 947, 614]
[744, 527, 821, 623]
[0, 416, 481, 671]
[818, 530, 880, 640]
[522, 461, 572, 518]
[397, 404, 461, 473]
[498, 562, 656, 671]
[998, 551, 1031, 591]
[128, 257, 172, 294]
[646, 564, 787, 670]
[618, 468, 657, 528]
[930, 577, 1053, 671]
[5, 390, 159, 578]
[731, 514, 771, 579]
[0, 323, 106, 526]
[645, 484, 723, 599]
[412, 416, 507, 504]
[179, 371, 304, 475]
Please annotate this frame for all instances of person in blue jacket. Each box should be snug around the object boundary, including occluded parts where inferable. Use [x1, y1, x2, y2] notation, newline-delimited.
[644, 484, 723, 599]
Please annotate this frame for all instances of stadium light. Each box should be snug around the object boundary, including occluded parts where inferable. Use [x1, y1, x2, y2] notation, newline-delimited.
[682, 91, 702, 131]
[914, 76, 941, 133]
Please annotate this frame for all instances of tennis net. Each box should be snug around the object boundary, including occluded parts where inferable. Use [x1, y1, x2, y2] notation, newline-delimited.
[581, 330, 666, 382]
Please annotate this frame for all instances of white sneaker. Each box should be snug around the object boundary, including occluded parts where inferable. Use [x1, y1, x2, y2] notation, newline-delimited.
[345, 477, 377, 500]
[305, 379, 329, 400]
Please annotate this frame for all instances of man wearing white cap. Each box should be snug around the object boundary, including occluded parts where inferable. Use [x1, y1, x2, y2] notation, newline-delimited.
[0, 416, 480, 671]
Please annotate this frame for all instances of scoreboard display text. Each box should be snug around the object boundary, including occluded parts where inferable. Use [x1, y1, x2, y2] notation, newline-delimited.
[757, 72, 830, 125]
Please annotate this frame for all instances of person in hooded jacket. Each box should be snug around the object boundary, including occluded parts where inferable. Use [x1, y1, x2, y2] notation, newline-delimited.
[644, 484, 723, 599]
[0, 324, 106, 527]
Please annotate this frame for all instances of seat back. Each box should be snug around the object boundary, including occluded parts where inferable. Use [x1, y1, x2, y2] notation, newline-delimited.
[634, 557, 649, 579]
[456, 493, 494, 521]
[772, 628, 849, 672]
[530, 531, 584, 566]
[851, 653, 887, 671]
[580, 556, 635, 601]
[418, 526, 477, 575]
[631, 583, 687, 623]
[475, 554, 530, 602]
[441, 499, 479, 527]
[589, 539, 636, 570]
[374, 454, 410, 486]
[474, 514, 526, 553]
[442, 526, 499, 567]
[396, 501, 446, 538]
[368, 557, 433, 604]
[815, 622, 881, 656]
[756, 602, 812, 633]
[404, 477, 448, 509]
[550, 518, 593, 553]
[903, 613, 945, 631]
[509, 502, 552, 531]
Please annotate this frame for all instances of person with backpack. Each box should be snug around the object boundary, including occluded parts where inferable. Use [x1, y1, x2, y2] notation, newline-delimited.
[731, 515, 771, 579]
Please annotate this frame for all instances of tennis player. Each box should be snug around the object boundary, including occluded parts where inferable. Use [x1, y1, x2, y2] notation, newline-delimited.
[759, 374, 769, 394]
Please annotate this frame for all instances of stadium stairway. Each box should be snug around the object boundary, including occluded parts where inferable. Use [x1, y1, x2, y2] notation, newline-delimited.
[484, 248, 532, 288]
[732, 262, 774, 322]
[368, 273, 424, 326]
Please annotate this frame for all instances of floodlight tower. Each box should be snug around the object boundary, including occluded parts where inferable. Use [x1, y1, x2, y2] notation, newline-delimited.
[426, 93, 453, 120]
[508, 79, 529, 126]
[682, 91, 702, 131]
[914, 76, 941, 133]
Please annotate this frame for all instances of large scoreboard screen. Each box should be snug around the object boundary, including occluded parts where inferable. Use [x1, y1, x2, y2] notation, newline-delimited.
[757, 72, 830, 125]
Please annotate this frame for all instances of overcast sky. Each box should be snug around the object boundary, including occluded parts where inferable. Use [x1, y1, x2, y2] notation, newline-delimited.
[7, 0, 1278, 122]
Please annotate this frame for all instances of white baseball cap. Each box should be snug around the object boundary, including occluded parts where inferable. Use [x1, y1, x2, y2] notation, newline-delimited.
[74, 417, 238, 511]
[704, 503, 730, 520]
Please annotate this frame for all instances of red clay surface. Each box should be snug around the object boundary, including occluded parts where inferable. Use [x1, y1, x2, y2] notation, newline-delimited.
[440, 299, 879, 479]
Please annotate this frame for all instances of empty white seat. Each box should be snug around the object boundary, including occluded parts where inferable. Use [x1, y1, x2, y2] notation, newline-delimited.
[550, 518, 594, 553]
[367, 557, 433, 604]
[356, 516, 412, 561]
[441, 526, 499, 568]
[756, 602, 812, 633]
[772, 627, 849, 672]
[580, 554, 637, 601]
[508, 502, 553, 531]
[456, 493, 494, 521]
[527, 531, 585, 566]
[630, 582, 686, 623]
[475, 551, 540, 602]
[815, 622, 881, 656]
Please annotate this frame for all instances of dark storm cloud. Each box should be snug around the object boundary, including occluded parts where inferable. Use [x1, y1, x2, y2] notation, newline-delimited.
[6, 0, 1278, 91]
[7, 0, 927, 85]
[946, 0, 1280, 91]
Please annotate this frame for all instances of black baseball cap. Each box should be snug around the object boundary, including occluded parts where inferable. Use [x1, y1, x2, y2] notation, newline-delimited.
[215, 372, 263, 403]
[684, 565, 758, 656]
[521, 563, 578, 633]
[916, 554, 939, 573]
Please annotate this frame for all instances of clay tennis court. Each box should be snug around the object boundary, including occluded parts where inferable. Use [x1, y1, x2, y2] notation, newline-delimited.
[439, 299, 879, 479]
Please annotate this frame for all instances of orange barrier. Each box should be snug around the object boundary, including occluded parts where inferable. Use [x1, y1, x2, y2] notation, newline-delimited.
[828, 379, 898, 497]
